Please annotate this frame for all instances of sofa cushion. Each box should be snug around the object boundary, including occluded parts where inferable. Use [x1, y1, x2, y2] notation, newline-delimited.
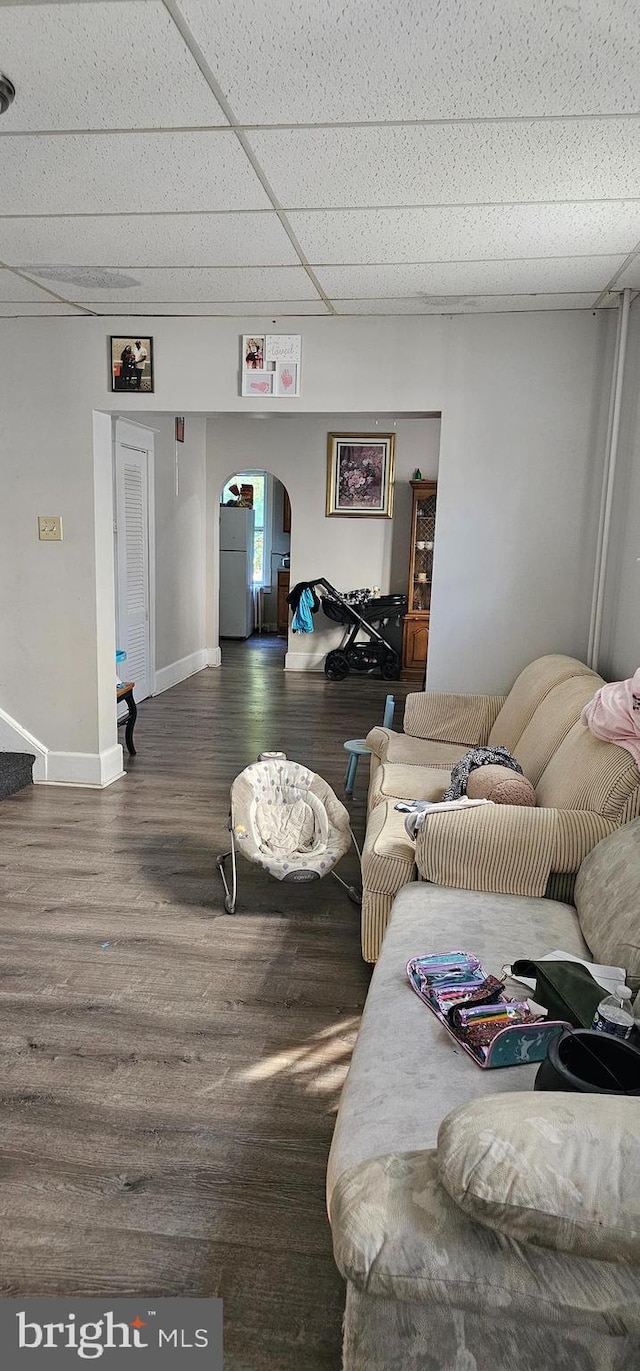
[327, 881, 588, 1207]
[514, 674, 604, 786]
[365, 727, 468, 770]
[368, 761, 449, 810]
[488, 655, 597, 754]
[331, 1149, 640, 1329]
[438, 1094, 640, 1264]
[575, 819, 640, 989]
[536, 721, 640, 819]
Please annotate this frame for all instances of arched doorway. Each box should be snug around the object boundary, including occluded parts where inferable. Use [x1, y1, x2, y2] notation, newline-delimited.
[218, 470, 291, 660]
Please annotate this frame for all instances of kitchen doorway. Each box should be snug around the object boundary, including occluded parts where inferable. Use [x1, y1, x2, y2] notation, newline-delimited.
[218, 471, 291, 655]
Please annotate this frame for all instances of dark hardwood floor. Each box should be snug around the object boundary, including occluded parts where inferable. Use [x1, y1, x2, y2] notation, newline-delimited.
[0, 639, 414, 1371]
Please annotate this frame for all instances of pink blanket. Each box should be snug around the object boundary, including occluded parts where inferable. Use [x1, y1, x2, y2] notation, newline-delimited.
[581, 668, 640, 768]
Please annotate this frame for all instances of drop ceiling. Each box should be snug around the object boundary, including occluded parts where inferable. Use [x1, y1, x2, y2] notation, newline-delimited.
[0, 0, 639, 318]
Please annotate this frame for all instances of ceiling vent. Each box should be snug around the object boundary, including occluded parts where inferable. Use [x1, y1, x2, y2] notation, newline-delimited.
[0, 74, 15, 115]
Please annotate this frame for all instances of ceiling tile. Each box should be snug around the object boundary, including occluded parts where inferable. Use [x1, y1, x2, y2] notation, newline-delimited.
[0, 213, 297, 268]
[179, 0, 640, 123]
[0, 1, 227, 131]
[0, 301, 87, 316]
[316, 257, 624, 299]
[0, 132, 269, 216]
[29, 266, 320, 303]
[289, 204, 640, 265]
[331, 295, 602, 314]
[248, 120, 640, 209]
[614, 256, 640, 288]
[0, 268, 69, 302]
[82, 300, 330, 315]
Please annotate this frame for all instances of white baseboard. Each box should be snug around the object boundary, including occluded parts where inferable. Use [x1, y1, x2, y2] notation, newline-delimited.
[207, 647, 222, 668]
[42, 745, 125, 788]
[285, 651, 326, 672]
[154, 649, 208, 694]
[1, 704, 125, 788]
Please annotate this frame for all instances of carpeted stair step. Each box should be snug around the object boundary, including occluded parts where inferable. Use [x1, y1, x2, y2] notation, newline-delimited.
[0, 752, 36, 801]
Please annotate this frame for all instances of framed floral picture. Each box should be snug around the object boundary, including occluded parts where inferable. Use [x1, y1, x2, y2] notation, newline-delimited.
[326, 434, 396, 518]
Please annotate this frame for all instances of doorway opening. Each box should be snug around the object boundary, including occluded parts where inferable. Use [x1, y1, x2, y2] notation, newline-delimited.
[219, 471, 291, 660]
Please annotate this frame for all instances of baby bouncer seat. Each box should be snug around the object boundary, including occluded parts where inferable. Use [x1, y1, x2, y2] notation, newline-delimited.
[217, 754, 361, 912]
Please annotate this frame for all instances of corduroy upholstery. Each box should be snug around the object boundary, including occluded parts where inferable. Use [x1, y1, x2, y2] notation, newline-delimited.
[360, 654, 636, 962]
[414, 802, 615, 896]
[403, 691, 505, 746]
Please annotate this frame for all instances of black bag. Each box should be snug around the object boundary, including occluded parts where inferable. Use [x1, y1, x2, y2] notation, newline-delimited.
[510, 959, 605, 1028]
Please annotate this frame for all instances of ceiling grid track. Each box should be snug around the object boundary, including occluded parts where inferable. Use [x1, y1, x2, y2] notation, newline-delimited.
[0, 0, 638, 317]
[162, 0, 336, 315]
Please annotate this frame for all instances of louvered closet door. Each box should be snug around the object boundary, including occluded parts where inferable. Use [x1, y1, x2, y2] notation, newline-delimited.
[115, 443, 151, 703]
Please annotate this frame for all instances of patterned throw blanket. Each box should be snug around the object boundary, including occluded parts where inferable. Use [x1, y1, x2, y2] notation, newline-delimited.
[442, 745, 522, 802]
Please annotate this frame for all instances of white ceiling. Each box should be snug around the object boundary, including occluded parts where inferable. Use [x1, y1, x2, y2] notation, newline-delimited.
[0, 0, 639, 318]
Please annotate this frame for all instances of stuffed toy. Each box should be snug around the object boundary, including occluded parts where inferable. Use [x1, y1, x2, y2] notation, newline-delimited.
[466, 764, 536, 806]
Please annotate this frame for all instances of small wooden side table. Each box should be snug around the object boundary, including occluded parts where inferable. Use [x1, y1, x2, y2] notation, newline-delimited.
[117, 681, 137, 756]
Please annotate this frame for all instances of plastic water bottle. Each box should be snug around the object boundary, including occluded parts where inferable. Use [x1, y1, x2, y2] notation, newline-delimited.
[592, 985, 634, 1040]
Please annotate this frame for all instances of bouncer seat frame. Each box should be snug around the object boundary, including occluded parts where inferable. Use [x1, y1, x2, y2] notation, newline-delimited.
[217, 754, 361, 913]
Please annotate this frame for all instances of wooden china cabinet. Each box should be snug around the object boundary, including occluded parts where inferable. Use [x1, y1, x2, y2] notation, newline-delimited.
[402, 479, 438, 670]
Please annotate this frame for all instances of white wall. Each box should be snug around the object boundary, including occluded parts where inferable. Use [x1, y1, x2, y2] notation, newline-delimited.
[600, 301, 640, 681]
[207, 413, 439, 667]
[150, 413, 207, 689]
[0, 308, 615, 781]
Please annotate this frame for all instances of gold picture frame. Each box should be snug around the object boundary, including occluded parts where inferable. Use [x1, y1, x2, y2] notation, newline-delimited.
[326, 433, 395, 518]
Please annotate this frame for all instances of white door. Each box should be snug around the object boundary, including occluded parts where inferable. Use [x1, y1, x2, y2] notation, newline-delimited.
[115, 434, 153, 703]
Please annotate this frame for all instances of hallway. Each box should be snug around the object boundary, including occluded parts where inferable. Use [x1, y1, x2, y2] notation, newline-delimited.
[0, 643, 413, 1369]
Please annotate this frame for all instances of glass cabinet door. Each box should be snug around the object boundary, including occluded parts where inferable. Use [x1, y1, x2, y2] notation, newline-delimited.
[411, 489, 436, 612]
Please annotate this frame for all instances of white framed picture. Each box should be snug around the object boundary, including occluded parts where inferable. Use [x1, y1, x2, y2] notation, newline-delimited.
[240, 335, 301, 397]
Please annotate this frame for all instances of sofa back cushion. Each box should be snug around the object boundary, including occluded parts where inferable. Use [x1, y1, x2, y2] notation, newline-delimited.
[535, 720, 640, 820]
[488, 655, 597, 754]
[575, 819, 640, 988]
[514, 675, 604, 786]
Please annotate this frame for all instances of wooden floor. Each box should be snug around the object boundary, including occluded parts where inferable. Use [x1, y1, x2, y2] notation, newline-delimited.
[0, 639, 414, 1370]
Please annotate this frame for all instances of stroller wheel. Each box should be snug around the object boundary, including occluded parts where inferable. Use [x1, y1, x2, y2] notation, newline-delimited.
[381, 653, 401, 680]
[224, 895, 236, 914]
[325, 649, 349, 681]
[347, 885, 362, 906]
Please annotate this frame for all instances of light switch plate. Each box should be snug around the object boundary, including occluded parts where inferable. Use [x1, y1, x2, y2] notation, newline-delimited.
[38, 516, 63, 541]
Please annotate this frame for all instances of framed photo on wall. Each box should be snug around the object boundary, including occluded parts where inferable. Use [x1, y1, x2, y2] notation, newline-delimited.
[326, 434, 396, 518]
[110, 336, 154, 392]
[240, 334, 301, 397]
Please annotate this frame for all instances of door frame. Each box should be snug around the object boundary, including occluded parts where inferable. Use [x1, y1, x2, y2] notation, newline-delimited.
[113, 417, 156, 700]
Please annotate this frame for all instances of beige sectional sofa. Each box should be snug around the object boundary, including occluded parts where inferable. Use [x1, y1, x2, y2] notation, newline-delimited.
[361, 654, 640, 961]
[328, 821, 640, 1371]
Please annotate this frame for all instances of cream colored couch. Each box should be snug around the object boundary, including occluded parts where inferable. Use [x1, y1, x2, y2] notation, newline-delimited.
[328, 821, 640, 1371]
[361, 654, 640, 961]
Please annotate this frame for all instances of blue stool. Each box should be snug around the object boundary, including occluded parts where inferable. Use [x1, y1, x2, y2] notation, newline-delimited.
[344, 695, 395, 797]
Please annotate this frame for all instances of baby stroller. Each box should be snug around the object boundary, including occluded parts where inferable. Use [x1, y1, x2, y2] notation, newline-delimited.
[216, 753, 362, 913]
[320, 581, 406, 680]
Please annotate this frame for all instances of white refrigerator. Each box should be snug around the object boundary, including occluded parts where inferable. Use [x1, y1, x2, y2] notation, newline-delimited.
[219, 506, 255, 638]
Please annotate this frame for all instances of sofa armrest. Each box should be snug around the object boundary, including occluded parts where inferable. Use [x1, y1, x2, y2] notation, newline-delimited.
[414, 803, 615, 896]
[366, 726, 400, 762]
[403, 691, 505, 746]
